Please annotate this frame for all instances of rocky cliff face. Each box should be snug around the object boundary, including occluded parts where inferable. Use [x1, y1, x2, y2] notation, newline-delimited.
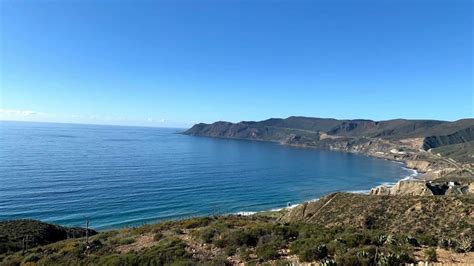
[185, 117, 474, 154]
[184, 117, 474, 169]
[405, 160, 432, 172]
[370, 181, 433, 196]
[369, 179, 473, 196]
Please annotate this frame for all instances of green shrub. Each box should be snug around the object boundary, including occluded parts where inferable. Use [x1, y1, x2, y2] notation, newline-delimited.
[224, 244, 238, 256]
[256, 242, 280, 261]
[92, 231, 117, 241]
[242, 226, 271, 247]
[154, 232, 163, 241]
[199, 227, 220, 243]
[335, 253, 363, 265]
[118, 237, 135, 245]
[274, 225, 299, 241]
[139, 238, 193, 265]
[208, 255, 231, 266]
[405, 235, 420, 247]
[337, 232, 368, 248]
[173, 228, 184, 235]
[326, 240, 347, 256]
[424, 248, 437, 262]
[97, 254, 134, 266]
[416, 233, 438, 246]
[23, 253, 42, 263]
[170, 259, 197, 266]
[180, 217, 214, 229]
[239, 249, 252, 262]
[294, 241, 328, 262]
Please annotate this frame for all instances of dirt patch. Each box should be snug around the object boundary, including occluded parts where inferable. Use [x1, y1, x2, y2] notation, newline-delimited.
[176, 229, 225, 261]
[414, 248, 474, 265]
[116, 234, 156, 253]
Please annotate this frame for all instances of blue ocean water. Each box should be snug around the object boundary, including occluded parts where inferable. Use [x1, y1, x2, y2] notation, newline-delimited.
[0, 121, 412, 230]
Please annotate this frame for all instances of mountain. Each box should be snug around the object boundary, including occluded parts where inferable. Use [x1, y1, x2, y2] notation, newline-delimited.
[184, 117, 474, 163]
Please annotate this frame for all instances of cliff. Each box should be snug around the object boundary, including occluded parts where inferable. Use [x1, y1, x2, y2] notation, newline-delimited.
[184, 117, 474, 165]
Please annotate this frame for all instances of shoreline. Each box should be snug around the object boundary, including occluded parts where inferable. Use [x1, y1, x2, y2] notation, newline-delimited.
[185, 133, 429, 179]
[234, 161, 420, 217]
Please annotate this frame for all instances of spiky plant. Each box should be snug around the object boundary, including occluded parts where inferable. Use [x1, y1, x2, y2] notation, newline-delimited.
[385, 234, 397, 245]
[405, 235, 419, 247]
[320, 258, 336, 266]
[376, 234, 387, 246]
[357, 250, 369, 258]
[458, 236, 472, 253]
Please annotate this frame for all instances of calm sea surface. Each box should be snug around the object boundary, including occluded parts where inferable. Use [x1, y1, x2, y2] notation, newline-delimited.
[0, 121, 412, 230]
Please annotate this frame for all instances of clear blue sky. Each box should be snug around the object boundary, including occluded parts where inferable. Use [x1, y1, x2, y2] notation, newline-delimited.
[1, 0, 472, 127]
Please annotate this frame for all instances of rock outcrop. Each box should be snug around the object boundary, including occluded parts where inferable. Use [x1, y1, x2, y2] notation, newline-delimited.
[369, 179, 473, 196]
[370, 181, 433, 196]
[405, 160, 432, 172]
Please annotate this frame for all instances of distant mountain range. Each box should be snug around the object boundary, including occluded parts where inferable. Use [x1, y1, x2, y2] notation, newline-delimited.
[184, 117, 474, 163]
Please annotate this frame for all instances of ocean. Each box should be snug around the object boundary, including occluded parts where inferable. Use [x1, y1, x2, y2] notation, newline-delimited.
[0, 121, 413, 230]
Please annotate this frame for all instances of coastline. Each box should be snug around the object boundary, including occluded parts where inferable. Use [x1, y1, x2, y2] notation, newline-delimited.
[234, 160, 420, 217]
[178, 132, 466, 223]
[179, 134, 429, 218]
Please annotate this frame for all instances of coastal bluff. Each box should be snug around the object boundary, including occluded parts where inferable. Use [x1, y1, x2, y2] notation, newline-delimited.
[184, 116, 474, 181]
[369, 179, 474, 196]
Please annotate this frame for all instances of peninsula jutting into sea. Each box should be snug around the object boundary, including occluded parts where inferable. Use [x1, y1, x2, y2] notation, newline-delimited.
[1, 117, 473, 265]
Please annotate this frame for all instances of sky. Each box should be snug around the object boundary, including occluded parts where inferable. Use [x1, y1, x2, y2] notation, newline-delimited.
[0, 0, 473, 128]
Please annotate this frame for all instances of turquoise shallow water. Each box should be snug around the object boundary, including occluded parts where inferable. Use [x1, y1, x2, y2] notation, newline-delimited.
[0, 121, 412, 230]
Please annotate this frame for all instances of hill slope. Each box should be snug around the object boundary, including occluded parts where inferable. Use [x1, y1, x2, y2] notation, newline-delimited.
[0, 220, 97, 254]
[1, 194, 472, 265]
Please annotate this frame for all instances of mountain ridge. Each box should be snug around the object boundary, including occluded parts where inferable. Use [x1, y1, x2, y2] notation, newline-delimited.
[184, 117, 474, 176]
[184, 116, 474, 146]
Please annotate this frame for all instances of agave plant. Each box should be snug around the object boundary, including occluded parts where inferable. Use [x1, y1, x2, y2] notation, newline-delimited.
[315, 244, 328, 259]
[320, 258, 337, 266]
[377, 252, 397, 266]
[376, 234, 387, 246]
[405, 235, 419, 247]
[385, 234, 397, 245]
[458, 236, 472, 252]
[438, 238, 455, 249]
[357, 250, 370, 258]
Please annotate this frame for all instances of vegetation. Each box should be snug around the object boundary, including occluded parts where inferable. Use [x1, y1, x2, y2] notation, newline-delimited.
[431, 140, 474, 163]
[281, 193, 474, 241]
[424, 247, 437, 262]
[0, 220, 96, 254]
[1, 193, 472, 265]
